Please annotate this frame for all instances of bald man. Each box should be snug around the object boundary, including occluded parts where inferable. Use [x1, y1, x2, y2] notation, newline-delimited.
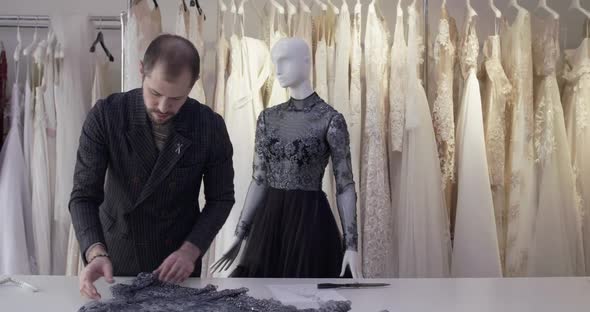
[69, 34, 235, 299]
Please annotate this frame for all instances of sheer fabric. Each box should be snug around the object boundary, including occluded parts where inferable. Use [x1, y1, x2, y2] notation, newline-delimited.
[562, 38, 590, 274]
[481, 35, 512, 271]
[500, 9, 537, 277]
[528, 16, 585, 276]
[451, 14, 502, 278]
[360, 1, 392, 278]
[394, 4, 451, 278]
[216, 11, 272, 276]
[0, 74, 33, 275]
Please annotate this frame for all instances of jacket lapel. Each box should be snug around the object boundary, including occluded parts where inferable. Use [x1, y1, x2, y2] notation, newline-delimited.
[126, 91, 158, 178]
[134, 102, 195, 207]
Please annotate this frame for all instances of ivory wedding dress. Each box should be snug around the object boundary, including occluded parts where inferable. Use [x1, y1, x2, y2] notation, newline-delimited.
[528, 15, 584, 276]
[188, 4, 207, 104]
[562, 37, 590, 275]
[360, 0, 392, 278]
[500, 8, 537, 277]
[451, 13, 502, 278]
[393, 3, 451, 278]
[124, 0, 162, 91]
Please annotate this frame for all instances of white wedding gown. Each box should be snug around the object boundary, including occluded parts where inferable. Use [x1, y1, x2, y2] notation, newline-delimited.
[213, 7, 229, 117]
[0, 60, 34, 275]
[562, 37, 590, 275]
[216, 9, 271, 276]
[481, 35, 512, 272]
[349, 0, 363, 259]
[30, 41, 54, 275]
[52, 15, 95, 275]
[266, 4, 289, 107]
[451, 14, 502, 278]
[360, 0, 392, 278]
[293, 0, 313, 86]
[124, 0, 162, 91]
[528, 15, 585, 276]
[500, 9, 537, 277]
[393, 3, 451, 278]
[188, 4, 207, 104]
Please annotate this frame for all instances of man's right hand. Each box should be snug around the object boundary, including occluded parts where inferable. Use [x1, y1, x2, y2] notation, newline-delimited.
[79, 253, 114, 300]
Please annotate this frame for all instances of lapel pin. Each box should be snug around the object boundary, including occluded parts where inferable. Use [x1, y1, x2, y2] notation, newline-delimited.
[175, 143, 183, 155]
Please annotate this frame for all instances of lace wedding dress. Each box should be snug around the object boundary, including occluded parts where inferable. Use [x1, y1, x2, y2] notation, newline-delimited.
[528, 15, 584, 276]
[451, 14, 502, 278]
[500, 9, 537, 277]
[213, 6, 229, 116]
[349, 0, 363, 257]
[481, 35, 512, 272]
[360, 0, 392, 278]
[432, 6, 458, 219]
[562, 37, 590, 274]
[393, 3, 451, 278]
[266, 4, 289, 107]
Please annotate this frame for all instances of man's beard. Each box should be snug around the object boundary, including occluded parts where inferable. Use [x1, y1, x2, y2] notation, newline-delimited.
[147, 110, 174, 125]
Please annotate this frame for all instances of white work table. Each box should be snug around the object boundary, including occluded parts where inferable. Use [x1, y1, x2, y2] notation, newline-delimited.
[1, 275, 590, 311]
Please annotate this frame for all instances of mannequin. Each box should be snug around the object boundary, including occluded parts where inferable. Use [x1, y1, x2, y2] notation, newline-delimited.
[212, 38, 362, 279]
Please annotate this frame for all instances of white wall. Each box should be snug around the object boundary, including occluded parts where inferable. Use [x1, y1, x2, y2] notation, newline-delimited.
[1, 0, 588, 99]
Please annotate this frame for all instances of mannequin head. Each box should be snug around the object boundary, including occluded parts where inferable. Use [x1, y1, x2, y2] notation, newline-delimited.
[271, 38, 312, 89]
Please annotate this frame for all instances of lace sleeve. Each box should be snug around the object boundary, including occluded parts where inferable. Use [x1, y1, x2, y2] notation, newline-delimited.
[235, 113, 270, 239]
[252, 112, 268, 186]
[327, 113, 358, 251]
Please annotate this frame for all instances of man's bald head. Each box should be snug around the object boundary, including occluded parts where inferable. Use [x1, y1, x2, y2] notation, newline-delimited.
[142, 34, 200, 87]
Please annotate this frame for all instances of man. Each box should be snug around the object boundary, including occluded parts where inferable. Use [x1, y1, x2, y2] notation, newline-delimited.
[69, 34, 235, 299]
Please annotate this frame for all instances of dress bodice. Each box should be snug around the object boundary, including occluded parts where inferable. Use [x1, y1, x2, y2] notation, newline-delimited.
[532, 16, 560, 76]
[460, 14, 479, 78]
[253, 92, 355, 195]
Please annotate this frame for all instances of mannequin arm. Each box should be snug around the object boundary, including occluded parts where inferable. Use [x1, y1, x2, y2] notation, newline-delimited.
[211, 113, 269, 273]
[327, 113, 359, 252]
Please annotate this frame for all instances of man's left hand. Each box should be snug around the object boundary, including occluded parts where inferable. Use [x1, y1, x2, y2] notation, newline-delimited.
[154, 242, 201, 284]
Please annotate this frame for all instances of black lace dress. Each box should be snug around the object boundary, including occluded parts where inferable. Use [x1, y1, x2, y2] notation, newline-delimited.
[231, 93, 358, 278]
[78, 273, 351, 311]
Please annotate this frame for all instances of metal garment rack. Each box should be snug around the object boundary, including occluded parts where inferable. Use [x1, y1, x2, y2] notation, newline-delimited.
[0, 14, 121, 29]
[0, 14, 126, 90]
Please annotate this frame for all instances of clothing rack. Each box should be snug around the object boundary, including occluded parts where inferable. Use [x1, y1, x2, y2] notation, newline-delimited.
[0, 15, 122, 30]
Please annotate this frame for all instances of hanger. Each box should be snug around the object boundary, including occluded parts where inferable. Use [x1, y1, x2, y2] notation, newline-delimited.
[509, 0, 525, 13]
[442, 0, 447, 9]
[182, 0, 188, 12]
[570, 0, 590, 19]
[153, 0, 159, 8]
[13, 16, 22, 62]
[536, 0, 559, 20]
[313, 0, 328, 11]
[219, 0, 227, 12]
[465, 0, 478, 18]
[270, 0, 286, 15]
[327, 0, 339, 14]
[90, 19, 115, 62]
[489, 0, 502, 18]
[23, 16, 40, 56]
[191, 0, 206, 20]
[299, 0, 311, 13]
[0, 277, 39, 292]
[286, 0, 297, 15]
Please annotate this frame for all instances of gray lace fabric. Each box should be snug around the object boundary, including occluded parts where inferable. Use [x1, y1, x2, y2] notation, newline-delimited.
[235, 93, 359, 251]
[78, 273, 351, 312]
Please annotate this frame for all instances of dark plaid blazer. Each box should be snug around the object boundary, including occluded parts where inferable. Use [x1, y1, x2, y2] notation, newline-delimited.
[69, 89, 235, 276]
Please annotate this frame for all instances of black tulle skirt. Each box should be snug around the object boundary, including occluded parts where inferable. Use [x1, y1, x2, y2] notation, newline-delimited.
[231, 187, 346, 278]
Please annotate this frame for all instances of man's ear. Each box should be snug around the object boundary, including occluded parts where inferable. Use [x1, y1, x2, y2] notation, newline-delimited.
[139, 61, 145, 76]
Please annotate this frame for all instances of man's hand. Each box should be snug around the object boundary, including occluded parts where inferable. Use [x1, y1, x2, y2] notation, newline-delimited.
[154, 242, 201, 284]
[79, 256, 114, 300]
